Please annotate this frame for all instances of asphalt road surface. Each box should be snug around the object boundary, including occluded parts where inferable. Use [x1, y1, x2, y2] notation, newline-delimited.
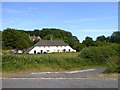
[2, 67, 118, 88]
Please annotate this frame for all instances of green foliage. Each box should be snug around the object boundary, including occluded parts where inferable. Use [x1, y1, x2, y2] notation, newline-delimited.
[2, 28, 120, 74]
[73, 43, 86, 52]
[105, 56, 120, 73]
[16, 37, 29, 50]
[0, 31, 2, 50]
[109, 31, 120, 43]
[79, 46, 117, 63]
[95, 41, 110, 46]
[2, 53, 101, 73]
[2, 28, 32, 50]
[43, 34, 54, 40]
[2, 28, 21, 49]
[26, 28, 79, 48]
[82, 36, 95, 47]
[109, 43, 120, 55]
[96, 35, 106, 42]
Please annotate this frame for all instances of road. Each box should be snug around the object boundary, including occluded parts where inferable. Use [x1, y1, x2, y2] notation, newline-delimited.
[2, 67, 118, 88]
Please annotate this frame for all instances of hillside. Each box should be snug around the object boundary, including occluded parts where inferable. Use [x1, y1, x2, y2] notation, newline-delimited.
[25, 28, 79, 47]
[2, 28, 79, 50]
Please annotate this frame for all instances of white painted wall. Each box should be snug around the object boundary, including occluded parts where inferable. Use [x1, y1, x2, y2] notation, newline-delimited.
[29, 45, 76, 54]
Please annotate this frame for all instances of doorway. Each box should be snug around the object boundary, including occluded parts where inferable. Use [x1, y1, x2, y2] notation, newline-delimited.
[40, 50, 43, 54]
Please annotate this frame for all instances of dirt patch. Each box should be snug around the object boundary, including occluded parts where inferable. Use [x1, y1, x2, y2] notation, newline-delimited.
[88, 73, 119, 79]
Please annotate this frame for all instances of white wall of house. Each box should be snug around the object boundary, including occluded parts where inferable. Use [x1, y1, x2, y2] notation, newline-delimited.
[29, 45, 76, 54]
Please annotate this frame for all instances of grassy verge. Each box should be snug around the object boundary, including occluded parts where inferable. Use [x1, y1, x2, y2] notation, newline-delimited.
[3, 44, 119, 77]
[2, 53, 105, 76]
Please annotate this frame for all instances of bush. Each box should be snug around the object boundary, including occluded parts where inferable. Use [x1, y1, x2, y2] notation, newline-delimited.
[79, 46, 117, 63]
[1, 53, 83, 72]
[73, 43, 86, 52]
[109, 43, 120, 55]
[2, 53, 103, 73]
[105, 56, 120, 73]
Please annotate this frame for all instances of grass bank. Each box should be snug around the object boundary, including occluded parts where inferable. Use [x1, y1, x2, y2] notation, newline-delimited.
[2, 53, 104, 75]
[3, 43, 119, 76]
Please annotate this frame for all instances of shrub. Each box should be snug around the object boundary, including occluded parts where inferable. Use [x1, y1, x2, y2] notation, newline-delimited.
[2, 53, 103, 73]
[109, 43, 120, 55]
[105, 56, 120, 73]
[79, 46, 117, 63]
[1, 53, 84, 72]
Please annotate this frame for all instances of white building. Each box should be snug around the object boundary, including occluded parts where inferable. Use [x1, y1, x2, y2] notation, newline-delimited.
[27, 40, 76, 54]
[29, 34, 41, 41]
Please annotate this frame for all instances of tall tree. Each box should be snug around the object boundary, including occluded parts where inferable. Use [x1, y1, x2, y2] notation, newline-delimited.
[110, 31, 120, 43]
[2, 28, 21, 49]
[16, 37, 29, 50]
[73, 43, 85, 52]
[2, 28, 31, 49]
[82, 36, 94, 47]
[26, 28, 79, 48]
[96, 35, 106, 42]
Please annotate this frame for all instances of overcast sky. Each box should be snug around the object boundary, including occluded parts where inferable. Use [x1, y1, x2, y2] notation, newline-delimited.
[2, 2, 118, 42]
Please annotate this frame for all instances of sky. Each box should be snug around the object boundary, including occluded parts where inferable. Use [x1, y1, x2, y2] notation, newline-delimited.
[2, 2, 118, 42]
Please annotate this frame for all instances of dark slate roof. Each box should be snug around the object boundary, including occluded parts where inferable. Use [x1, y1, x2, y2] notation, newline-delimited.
[35, 40, 69, 46]
[25, 40, 69, 53]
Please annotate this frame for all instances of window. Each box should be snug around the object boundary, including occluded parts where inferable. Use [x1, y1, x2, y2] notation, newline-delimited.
[34, 50, 36, 54]
[69, 49, 70, 52]
[40, 50, 43, 54]
[63, 49, 66, 52]
[58, 50, 60, 52]
[47, 50, 49, 52]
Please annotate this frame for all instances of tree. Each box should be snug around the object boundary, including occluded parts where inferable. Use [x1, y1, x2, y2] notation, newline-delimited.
[26, 28, 79, 48]
[2, 28, 21, 49]
[2, 28, 31, 50]
[82, 36, 94, 47]
[0, 31, 2, 50]
[73, 43, 85, 52]
[109, 31, 120, 43]
[106, 36, 111, 42]
[43, 34, 54, 40]
[96, 35, 106, 42]
[95, 41, 110, 46]
[16, 37, 29, 50]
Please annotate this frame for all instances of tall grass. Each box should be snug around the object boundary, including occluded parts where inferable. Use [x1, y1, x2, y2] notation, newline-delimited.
[2, 53, 102, 73]
[105, 56, 120, 73]
[2, 44, 119, 74]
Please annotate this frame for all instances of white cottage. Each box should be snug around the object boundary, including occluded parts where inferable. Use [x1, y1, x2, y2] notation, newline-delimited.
[27, 40, 76, 54]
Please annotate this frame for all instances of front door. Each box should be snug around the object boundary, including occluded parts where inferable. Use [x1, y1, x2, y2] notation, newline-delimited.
[40, 50, 43, 54]
[34, 50, 36, 54]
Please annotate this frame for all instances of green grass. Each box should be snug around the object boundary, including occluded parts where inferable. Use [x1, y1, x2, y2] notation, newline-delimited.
[104, 56, 120, 73]
[2, 52, 104, 75]
[2, 48, 119, 76]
